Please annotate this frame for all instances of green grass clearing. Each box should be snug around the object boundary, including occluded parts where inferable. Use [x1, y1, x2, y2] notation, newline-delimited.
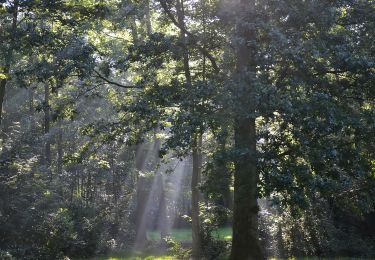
[84, 251, 175, 260]
[147, 227, 232, 242]
[88, 257, 174, 260]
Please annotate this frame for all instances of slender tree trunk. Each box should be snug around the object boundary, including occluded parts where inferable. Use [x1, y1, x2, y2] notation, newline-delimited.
[230, 0, 265, 259]
[131, 15, 139, 45]
[216, 138, 233, 212]
[154, 132, 168, 240]
[135, 176, 148, 246]
[70, 169, 77, 203]
[175, 0, 202, 257]
[110, 149, 119, 203]
[56, 119, 63, 196]
[191, 134, 202, 259]
[176, 0, 191, 84]
[79, 169, 83, 198]
[57, 126, 63, 175]
[157, 173, 168, 239]
[93, 173, 97, 203]
[0, 0, 18, 126]
[145, 0, 152, 35]
[28, 85, 35, 134]
[44, 83, 52, 177]
[134, 9, 153, 246]
[135, 144, 148, 247]
[86, 171, 92, 206]
[0, 70, 9, 127]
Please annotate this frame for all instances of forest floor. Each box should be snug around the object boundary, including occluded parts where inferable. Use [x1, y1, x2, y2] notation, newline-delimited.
[85, 229, 371, 260]
[147, 227, 232, 242]
[88, 256, 373, 260]
[85, 228, 231, 259]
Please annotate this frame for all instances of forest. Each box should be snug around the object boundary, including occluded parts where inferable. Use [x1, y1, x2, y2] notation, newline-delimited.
[0, 0, 374, 259]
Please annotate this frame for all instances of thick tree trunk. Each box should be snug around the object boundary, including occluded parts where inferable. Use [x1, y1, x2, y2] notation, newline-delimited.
[230, 0, 265, 259]
[231, 119, 263, 260]
[0, 0, 18, 126]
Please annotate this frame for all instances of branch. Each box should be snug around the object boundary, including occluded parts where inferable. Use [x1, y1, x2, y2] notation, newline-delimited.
[94, 69, 142, 89]
[159, 0, 219, 74]
[313, 70, 348, 76]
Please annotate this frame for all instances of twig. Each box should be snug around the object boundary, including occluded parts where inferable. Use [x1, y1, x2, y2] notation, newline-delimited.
[159, 0, 220, 74]
[94, 69, 142, 89]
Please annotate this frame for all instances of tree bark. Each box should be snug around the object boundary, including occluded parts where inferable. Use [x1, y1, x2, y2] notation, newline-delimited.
[28, 85, 36, 134]
[230, 0, 265, 259]
[56, 86, 63, 177]
[154, 132, 169, 240]
[57, 121, 63, 176]
[157, 173, 168, 239]
[44, 83, 51, 163]
[0, 0, 18, 126]
[175, 0, 202, 257]
[145, 0, 152, 35]
[44, 83, 51, 175]
[0, 70, 9, 127]
[135, 144, 148, 248]
[130, 15, 139, 45]
[217, 138, 233, 212]
[135, 176, 148, 246]
[191, 133, 202, 259]
[134, 8, 153, 247]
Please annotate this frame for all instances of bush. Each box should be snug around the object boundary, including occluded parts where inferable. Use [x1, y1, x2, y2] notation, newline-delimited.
[0, 250, 14, 260]
[165, 237, 191, 259]
[200, 203, 230, 260]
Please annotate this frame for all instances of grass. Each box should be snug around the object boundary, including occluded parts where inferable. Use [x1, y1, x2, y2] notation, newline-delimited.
[147, 227, 232, 242]
[211, 227, 233, 241]
[85, 251, 174, 260]
[271, 258, 375, 260]
[90, 256, 372, 260]
[84, 228, 373, 260]
[88, 256, 174, 260]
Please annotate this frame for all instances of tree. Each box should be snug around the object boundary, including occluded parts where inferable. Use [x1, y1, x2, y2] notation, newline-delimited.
[229, 0, 264, 258]
[0, 0, 374, 259]
[0, 0, 18, 125]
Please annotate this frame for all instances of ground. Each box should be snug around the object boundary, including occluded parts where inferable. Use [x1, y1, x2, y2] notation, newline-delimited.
[147, 227, 232, 242]
[84, 228, 372, 259]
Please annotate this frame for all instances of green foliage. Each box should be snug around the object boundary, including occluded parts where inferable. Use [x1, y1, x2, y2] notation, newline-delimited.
[0, 250, 14, 260]
[199, 203, 230, 260]
[164, 237, 190, 260]
[0, 0, 375, 258]
[147, 228, 232, 242]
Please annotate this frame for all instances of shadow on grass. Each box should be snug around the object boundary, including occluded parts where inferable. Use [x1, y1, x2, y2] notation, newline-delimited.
[147, 227, 232, 242]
